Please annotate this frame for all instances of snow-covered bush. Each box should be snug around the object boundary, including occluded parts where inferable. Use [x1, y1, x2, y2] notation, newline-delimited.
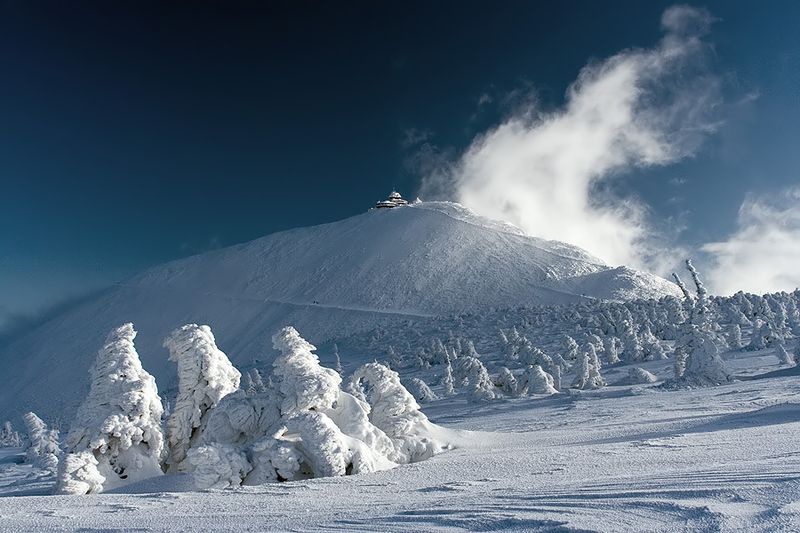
[164, 324, 241, 472]
[56, 323, 164, 494]
[673, 325, 730, 387]
[495, 367, 519, 397]
[0, 421, 22, 447]
[453, 356, 496, 402]
[441, 360, 456, 396]
[22, 412, 60, 473]
[615, 367, 658, 386]
[519, 365, 558, 395]
[407, 377, 439, 403]
[187, 442, 251, 489]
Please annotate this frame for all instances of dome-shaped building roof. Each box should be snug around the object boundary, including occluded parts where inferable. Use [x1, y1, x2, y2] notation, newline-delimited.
[375, 191, 409, 208]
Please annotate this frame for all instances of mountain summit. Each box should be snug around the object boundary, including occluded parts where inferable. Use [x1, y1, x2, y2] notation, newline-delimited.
[0, 201, 678, 420]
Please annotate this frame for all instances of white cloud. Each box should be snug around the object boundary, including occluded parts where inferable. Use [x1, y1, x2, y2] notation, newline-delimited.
[702, 187, 800, 295]
[419, 5, 720, 272]
[477, 93, 493, 107]
[401, 128, 434, 148]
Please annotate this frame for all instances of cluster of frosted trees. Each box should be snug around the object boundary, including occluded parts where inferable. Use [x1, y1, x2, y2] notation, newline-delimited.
[0, 414, 61, 476]
[0, 421, 23, 447]
[366, 260, 799, 402]
[37, 323, 448, 495]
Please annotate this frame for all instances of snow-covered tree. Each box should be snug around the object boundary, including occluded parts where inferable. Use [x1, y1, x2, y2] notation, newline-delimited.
[619, 321, 642, 362]
[672, 272, 692, 301]
[776, 342, 794, 365]
[164, 323, 241, 472]
[686, 259, 707, 302]
[414, 348, 431, 369]
[189, 327, 450, 489]
[550, 364, 563, 391]
[271, 326, 341, 414]
[245, 368, 266, 396]
[519, 344, 554, 373]
[333, 344, 343, 375]
[562, 335, 580, 361]
[22, 412, 60, 473]
[407, 378, 439, 403]
[441, 360, 455, 397]
[673, 325, 730, 387]
[57, 323, 164, 494]
[520, 365, 557, 395]
[727, 324, 744, 350]
[454, 356, 496, 402]
[603, 336, 621, 365]
[0, 421, 22, 447]
[571, 345, 605, 390]
[495, 367, 519, 397]
[462, 339, 481, 360]
[746, 320, 773, 351]
[642, 338, 668, 361]
[350, 361, 446, 463]
[585, 333, 604, 354]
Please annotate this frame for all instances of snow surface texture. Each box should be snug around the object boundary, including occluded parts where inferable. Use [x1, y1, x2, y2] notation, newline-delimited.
[0, 202, 680, 423]
[3, 347, 800, 531]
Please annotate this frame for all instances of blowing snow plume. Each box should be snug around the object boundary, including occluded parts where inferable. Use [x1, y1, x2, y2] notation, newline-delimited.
[420, 5, 720, 272]
[702, 187, 800, 295]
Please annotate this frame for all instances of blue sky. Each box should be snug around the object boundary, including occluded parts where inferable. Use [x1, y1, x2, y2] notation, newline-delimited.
[1, 1, 799, 329]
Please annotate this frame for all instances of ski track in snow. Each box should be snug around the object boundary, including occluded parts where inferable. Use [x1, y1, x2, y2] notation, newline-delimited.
[2, 364, 800, 532]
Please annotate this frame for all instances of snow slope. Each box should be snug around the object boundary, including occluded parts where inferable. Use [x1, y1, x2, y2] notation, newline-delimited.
[2, 348, 800, 532]
[0, 202, 678, 422]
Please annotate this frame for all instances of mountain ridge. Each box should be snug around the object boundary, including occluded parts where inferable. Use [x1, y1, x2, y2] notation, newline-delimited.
[0, 201, 679, 421]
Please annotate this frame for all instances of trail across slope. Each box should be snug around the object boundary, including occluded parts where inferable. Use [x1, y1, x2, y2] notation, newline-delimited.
[0, 202, 679, 422]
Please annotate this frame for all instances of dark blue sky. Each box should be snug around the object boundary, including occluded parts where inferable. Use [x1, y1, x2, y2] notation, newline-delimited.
[1, 1, 799, 327]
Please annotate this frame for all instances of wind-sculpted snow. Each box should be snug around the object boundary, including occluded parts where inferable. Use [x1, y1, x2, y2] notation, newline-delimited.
[56, 324, 165, 494]
[3, 284, 800, 527]
[0, 202, 680, 422]
[164, 324, 241, 472]
[4, 355, 800, 531]
[350, 362, 448, 463]
[22, 412, 59, 474]
[186, 327, 451, 489]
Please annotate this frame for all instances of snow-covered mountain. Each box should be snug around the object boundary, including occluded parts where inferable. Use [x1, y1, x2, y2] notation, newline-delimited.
[0, 201, 679, 421]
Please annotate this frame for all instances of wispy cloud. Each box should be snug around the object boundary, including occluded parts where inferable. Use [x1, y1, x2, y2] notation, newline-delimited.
[477, 93, 493, 107]
[419, 5, 721, 272]
[702, 186, 800, 295]
[401, 128, 434, 149]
